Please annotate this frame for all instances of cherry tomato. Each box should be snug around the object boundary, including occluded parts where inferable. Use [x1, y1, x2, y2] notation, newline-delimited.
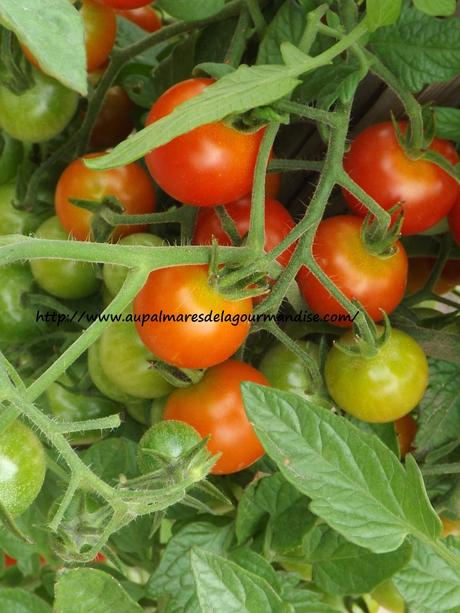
[325, 327, 428, 423]
[296, 216, 408, 326]
[259, 340, 320, 397]
[116, 6, 162, 32]
[0, 183, 46, 235]
[441, 517, 460, 537]
[343, 122, 459, 235]
[98, 322, 174, 398]
[55, 153, 156, 241]
[3, 555, 17, 568]
[137, 420, 203, 474]
[164, 360, 268, 474]
[100, 0, 152, 8]
[0, 133, 23, 185]
[103, 232, 164, 297]
[265, 169, 281, 199]
[0, 421, 46, 517]
[90, 86, 134, 150]
[394, 413, 417, 458]
[30, 216, 100, 299]
[44, 360, 120, 445]
[134, 264, 253, 369]
[193, 197, 295, 267]
[0, 68, 78, 143]
[144, 78, 267, 207]
[406, 257, 460, 296]
[449, 198, 460, 246]
[0, 264, 45, 343]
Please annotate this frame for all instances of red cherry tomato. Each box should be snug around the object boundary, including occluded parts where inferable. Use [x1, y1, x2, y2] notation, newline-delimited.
[449, 197, 460, 246]
[90, 86, 134, 149]
[55, 153, 156, 241]
[116, 6, 161, 32]
[99, 0, 152, 8]
[296, 215, 408, 327]
[193, 196, 295, 267]
[4, 555, 16, 568]
[343, 122, 459, 235]
[164, 360, 268, 474]
[144, 78, 267, 207]
[406, 257, 460, 296]
[133, 265, 253, 369]
[394, 413, 417, 458]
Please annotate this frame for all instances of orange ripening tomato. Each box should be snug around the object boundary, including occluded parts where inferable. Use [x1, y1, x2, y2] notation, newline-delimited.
[116, 6, 162, 32]
[442, 517, 460, 537]
[55, 153, 156, 241]
[193, 196, 295, 267]
[296, 215, 408, 326]
[343, 122, 459, 235]
[394, 413, 417, 458]
[449, 197, 460, 246]
[164, 360, 268, 474]
[406, 257, 460, 296]
[144, 78, 267, 207]
[133, 265, 253, 369]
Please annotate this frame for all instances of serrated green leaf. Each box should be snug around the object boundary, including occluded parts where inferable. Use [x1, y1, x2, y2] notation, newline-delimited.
[350, 419, 399, 456]
[229, 548, 281, 591]
[366, 0, 402, 31]
[413, 0, 456, 16]
[415, 359, 460, 458]
[242, 384, 441, 554]
[54, 569, 142, 613]
[370, 6, 460, 92]
[191, 549, 289, 613]
[83, 438, 138, 483]
[434, 107, 460, 141]
[305, 525, 412, 595]
[280, 42, 310, 67]
[157, 0, 225, 22]
[0, 0, 86, 95]
[0, 589, 51, 613]
[394, 537, 460, 611]
[86, 64, 300, 170]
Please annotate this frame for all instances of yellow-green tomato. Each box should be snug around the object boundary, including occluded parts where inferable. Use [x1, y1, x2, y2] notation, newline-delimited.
[30, 216, 100, 299]
[98, 321, 174, 399]
[102, 233, 164, 297]
[0, 421, 46, 516]
[325, 328, 428, 423]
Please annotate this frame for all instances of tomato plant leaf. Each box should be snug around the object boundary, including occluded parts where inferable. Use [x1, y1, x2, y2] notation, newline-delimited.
[0, 588, 51, 613]
[190, 549, 289, 613]
[0, 0, 86, 96]
[242, 384, 441, 554]
[415, 359, 460, 458]
[85, 65, 300, 169]
[83, 438, 139, 483]
[434, 107, 460, 141]
[391, 313, 460, 363]
[370, 6, 460, 92]
[413, 0, 457, 16]
[228, 548, 282, 592]
[365, 0, 402, 32]
[394, 537, 460, 611]
[156, 0, 225, 22]
[349, 419, 400, 456]
[281, 578, 340, 612]
[304, 524, 412, 595]
[54, 569, 143, 613]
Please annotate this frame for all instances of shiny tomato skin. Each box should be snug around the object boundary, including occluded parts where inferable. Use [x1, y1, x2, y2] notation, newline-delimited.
[449, 198, 460, 246]
[325, 327, 429, 423]
[55, 153, 156, 241]
[296, 215, 408, 326]
[265, 170, 281, 199]
[164, 360, 268, 474]
[134, 265, 253, 369]
[193, 196, 295, 267]
[116, 6, 162, 31]
[144, 78, 266, 207]
[394, 413, 417, 458]
[343, 122, 459, 235]
[82, 0, 117, 71]
[90, 86, 134, 149]
[100, 0, 152, 8]
[406, 257, 460, 296]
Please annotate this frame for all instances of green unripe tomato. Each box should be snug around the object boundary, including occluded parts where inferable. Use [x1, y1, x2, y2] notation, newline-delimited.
[0, 421, 46, 516]
[44, 370, 120, 446]
[102, 233, 165, 297]
[0, 68, 78, 143]
[259, 340, 320, 396]
[137, 420, 202, 474]
[125, 395, 169, 426]
[0, 133, 23, 184]
[98, 322, 174, 399]
[87, 340, 139, 404]
[325, 327, 429, 423]
[0, 264, 45, 343]
[30, 216, 100, 299]
[0, 183, 45, 235]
